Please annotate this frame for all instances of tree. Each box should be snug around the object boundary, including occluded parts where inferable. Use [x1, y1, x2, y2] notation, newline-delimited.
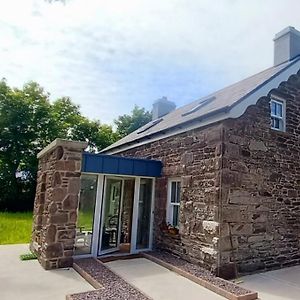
[114, 105, 152, 138]
[0, 79, 117, 211]
[0, 80, 55, 211]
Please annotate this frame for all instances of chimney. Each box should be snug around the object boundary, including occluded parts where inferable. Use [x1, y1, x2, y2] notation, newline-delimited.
[274, 26, 300, 66]
[152, 97, 176, 120]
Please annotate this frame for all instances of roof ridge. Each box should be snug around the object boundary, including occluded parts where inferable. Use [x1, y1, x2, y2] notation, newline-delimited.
[102, 56, 300, 153]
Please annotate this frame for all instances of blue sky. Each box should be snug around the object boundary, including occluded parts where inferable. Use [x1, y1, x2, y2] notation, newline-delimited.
[1, 0, 300, 124]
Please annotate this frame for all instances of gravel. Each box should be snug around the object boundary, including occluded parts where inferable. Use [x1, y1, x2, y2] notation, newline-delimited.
[68, 258, 150, 300]
[69, 252, 255, 299]
[147, 250, 254, 297]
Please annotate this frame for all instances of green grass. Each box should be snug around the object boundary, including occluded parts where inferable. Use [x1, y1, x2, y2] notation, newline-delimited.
[0, 210, 94, 245]
[77, 211, 94, 231]
[0, 212, 33, 245]
[20, 252, 37, 261]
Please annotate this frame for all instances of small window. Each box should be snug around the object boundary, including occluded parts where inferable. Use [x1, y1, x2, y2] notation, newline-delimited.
[167, 179, 181, 227]
[137, 118, 163, 134]
[182, 96, 215, 117]
[271, 99, 285, 131]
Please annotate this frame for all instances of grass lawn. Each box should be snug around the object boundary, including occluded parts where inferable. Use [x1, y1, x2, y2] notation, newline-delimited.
[0, 211, 94, 245]
[0, 212, 33, 245]
[77, 211, 94, 231]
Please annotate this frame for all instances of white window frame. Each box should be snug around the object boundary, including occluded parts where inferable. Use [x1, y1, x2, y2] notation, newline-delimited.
[167, 178, 181, 228]
[270, 98, 286, 132]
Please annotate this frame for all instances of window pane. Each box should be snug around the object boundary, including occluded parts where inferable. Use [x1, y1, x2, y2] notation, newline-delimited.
[171, 182, 176, 203]
[136, 178, 153, 249]
[172, 205, 179, 227]
[277, 103, 282, 117]
[278, 119, 283, 130]
[272, 117, 282, 130]
[176, 182, 181, 203]
[101, 179, 122, 252]
[271, 101, 276, 115]
[75, 174, 97, 255]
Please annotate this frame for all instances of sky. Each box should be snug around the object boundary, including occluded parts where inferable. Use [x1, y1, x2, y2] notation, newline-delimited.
[1, 0, 300, 124]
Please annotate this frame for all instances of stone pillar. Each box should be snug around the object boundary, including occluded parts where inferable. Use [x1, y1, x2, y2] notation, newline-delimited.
[30, 139, 88, 270]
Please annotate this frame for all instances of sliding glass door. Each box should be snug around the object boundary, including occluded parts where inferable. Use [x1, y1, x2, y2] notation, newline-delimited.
[136, 178, 153, 249]
[97, 176, 154, 256]
[99, 178, 123, 255]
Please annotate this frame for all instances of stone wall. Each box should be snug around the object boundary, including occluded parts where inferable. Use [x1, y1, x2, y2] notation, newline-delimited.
[30, 139, 87, 269]
[116, 124, 223, 272]
[220, 73, 300, 275]
[114, 73, 300, 277]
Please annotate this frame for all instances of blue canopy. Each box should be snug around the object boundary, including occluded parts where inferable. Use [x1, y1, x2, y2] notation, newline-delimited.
[82, 152, 162, 177]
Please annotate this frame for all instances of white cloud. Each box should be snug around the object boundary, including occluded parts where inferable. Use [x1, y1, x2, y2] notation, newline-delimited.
[0, 0, 300, 123]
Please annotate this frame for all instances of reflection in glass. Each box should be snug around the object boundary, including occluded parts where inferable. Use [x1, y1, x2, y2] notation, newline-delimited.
[101, 178, 122, 252]
[136, 178, 153, 249]
[75, 174, 97, 255]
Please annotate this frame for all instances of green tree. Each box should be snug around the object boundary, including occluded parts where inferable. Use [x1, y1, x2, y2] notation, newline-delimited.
[0, 79, 117, 211]
[51, 97, 118, 151]
[0, 80, 55, 211]
[114, 105, 152, 137]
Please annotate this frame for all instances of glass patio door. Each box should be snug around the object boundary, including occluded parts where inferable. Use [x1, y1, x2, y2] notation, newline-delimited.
[99, 177, 123, 255]
[136, 178, 153, 249]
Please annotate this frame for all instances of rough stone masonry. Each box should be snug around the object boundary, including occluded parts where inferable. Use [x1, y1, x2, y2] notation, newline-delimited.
[116, 72, 300, 278]
[31, 73, 300, 277]
[30, 139, 87, 269]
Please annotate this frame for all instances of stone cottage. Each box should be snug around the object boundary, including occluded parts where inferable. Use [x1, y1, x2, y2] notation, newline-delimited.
[31, 26, 300, 279]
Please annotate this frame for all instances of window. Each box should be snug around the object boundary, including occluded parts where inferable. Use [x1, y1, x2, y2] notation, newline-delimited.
[271, 99, 285, 131]
[182, 96, 215, 117]
[137, 118, 163, 134]
[167, 179, 181, 227]
[75, 174, 98, 255]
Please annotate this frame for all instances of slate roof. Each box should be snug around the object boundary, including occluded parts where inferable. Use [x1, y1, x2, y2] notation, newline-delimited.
[103, 57, 300, 153]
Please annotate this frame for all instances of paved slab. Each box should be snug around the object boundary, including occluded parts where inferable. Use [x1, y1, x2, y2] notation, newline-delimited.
[240, 265, 300, 300]
[106, 257, 226, 300]
[0, 244, 92, 300]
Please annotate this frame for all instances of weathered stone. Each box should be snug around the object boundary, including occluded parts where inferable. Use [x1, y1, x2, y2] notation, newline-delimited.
[62, 194, 78, 210]
[48, 202, 57, 214]
[249, 140, 267, 151]
[181, 175, 192, 188]
[202, 221, 219, 235]
[57, 229, 75, 240]
[69, 211, 77, 223]
[44, 242, 63, 259]
[52, 188, 66, 203]
[230, 223, 253, 235]
[68, 178, 80, 194]
[219, 236, 239, 251]
[181, 152, 194, 165]
[46, 225, 57, 243]
[56, 146, 64, 160]
[52, 172, 61, 187]
[64, 161, 76, 171]
[50, 213, 68, 224]
[58, 257, 73, 268]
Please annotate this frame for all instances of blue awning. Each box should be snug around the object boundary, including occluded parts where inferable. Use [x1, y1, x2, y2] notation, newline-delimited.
[82, 152, 162, 177]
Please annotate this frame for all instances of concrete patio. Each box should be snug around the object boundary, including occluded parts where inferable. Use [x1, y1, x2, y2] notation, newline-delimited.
[2, 243, 300, 300]
[240, 265, 300, 300]
[105, 257, 226, 300]
[0, 244, 92, 300]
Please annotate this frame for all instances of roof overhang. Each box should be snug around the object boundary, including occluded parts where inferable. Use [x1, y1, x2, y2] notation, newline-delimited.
[82, 152, 162, 177]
